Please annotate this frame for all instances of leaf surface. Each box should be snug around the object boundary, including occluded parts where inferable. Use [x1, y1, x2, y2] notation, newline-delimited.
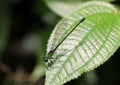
[45, 2, 120, 85]
[47, 1, 117, 54]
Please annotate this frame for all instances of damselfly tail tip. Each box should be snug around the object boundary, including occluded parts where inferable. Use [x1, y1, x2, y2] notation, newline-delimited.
[80, 17, 86, 23]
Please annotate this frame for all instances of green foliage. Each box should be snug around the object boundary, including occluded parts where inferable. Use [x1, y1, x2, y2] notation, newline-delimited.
[44, 0, 115, 17]
[44, 1, 120, 85]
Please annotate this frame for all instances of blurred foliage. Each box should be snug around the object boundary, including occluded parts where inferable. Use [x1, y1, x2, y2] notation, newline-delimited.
[0, 0, 11, 56]
[44, 0, 116, 17]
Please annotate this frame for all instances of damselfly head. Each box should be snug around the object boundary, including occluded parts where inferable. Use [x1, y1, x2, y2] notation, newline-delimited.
[43, 56, 48, 62]
[43, 50, 54, 62]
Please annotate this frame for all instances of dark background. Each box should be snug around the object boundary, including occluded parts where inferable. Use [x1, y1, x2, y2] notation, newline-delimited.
[0, 0, 120, 85]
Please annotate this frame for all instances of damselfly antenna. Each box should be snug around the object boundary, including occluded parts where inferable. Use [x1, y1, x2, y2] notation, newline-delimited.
[44, 18, 86, 63]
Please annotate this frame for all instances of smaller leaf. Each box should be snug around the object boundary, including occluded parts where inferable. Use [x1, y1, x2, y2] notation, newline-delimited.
[45, 0, 116, 17]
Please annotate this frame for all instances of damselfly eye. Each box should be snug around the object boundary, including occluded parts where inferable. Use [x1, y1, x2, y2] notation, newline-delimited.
[44, 57, 48, 62]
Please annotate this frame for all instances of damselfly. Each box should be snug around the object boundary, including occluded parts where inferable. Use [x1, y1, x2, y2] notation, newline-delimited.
[44, 18, 86, 66]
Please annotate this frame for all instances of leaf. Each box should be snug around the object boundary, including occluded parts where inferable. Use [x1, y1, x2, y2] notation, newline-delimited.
[45, 0, 115, 17]
[46, 13, 120, 85]
[45, 2, 120, 85]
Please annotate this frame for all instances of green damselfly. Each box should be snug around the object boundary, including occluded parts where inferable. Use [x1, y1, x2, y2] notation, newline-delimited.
[44, 18, 85, 66]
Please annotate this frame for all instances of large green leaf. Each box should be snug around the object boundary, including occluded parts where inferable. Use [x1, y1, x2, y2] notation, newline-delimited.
[45, 2, 120, 85]
[45, 1, 115, 17]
